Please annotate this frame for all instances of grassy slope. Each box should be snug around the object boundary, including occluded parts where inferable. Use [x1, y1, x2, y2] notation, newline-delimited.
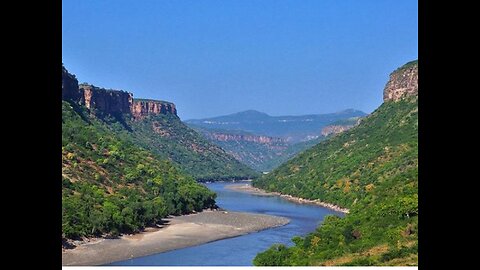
[253, 97, 418, 266]
[62, 101, 216, 240]
[124, 114, 259, 181]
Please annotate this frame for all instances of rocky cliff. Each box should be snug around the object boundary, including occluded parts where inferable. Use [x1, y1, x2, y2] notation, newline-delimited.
[205, 133, 286, 144]
[383, 60, 418, 102]
[62, 65, 84, 103]
[80, 84, 133, 114]
[321, 124, 354, 137]
[62, 66, 177, 118]
[132, 99, 177, 119]
[320, 116, 362, 137]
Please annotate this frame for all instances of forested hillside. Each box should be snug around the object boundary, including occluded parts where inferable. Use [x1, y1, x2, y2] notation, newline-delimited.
[62, 101, 216, 241]
[253, 61, 418, 266]
[125, 112, 258, 181]
[62, 65, 257, 182]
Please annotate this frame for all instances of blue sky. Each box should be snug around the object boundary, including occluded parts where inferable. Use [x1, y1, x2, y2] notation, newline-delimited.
[62, 0, 417, 120]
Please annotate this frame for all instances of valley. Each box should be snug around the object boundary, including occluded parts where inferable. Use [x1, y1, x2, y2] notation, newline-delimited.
[61, 1, 418, 267]
[188, 111, 365, 172]
[62, 65, 258, 247]
[62, 60, 418, 267]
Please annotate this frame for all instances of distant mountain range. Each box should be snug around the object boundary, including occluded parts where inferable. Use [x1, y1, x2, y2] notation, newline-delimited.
[185, 109, 367, 143]
[186, 109, 366, 172]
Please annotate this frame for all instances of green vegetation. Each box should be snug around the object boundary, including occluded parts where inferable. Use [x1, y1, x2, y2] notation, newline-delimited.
[189, 126, 297, 172]
[206, 139, 289, 172]
[125, 114, 259, 181]
[189, 126, 329, 172]
[187, 111, 364, 172]
[82, 106, 258, 181]
[247, 136, 327, 172]
[253, 97, 418, 266]
[62, 101, 216, 239]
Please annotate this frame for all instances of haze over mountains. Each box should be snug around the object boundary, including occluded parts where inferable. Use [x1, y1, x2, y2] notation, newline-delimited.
[185, 109, 366, 143]
[186, 109, 366, 172]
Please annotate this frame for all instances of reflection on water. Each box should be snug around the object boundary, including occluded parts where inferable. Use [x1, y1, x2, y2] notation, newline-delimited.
[110, 181, 343, 266]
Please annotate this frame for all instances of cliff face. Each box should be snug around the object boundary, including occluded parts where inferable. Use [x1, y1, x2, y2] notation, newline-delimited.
[62, 66, 179, 118]
[132, 99, 177, 119]
[206, 133, 286, 144]
[320, 117, 363, 137]
[383, 60, 418, 102]
[321, 125, 354, 137]
[80, 84, 133, 114]
[62, 66, 83, 103]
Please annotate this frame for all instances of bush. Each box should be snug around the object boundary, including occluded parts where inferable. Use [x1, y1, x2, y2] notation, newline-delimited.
[253, 244, 292, 266]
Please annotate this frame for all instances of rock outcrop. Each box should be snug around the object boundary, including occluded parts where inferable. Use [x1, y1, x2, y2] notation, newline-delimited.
[62, 66, 177, 118]
[321, 117, 362, 137]
[131, 99, 177, 119]
[80, 84, 133, 114]
[62, 65, 84, 103]
[383, 60, 418, 102]
[205, 133, 286, 144]
[321, 125, 354, 137]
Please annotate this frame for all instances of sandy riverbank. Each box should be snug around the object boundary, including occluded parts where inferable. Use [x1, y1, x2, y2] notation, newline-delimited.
[62, 210, 289, 266]
[226, 184, 350, 214]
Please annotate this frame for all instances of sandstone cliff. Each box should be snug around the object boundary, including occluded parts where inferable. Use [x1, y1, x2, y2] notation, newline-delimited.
[132, 99, 177, 119]
[62, 66, 178, 118]
[383, 60, 418, 102]
[80, 84, 133, 114]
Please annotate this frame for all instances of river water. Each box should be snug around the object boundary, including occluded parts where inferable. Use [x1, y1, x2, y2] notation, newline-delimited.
[110, 181, 343, 266]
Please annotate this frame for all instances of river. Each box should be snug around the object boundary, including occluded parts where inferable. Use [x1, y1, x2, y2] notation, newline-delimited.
[110, 181, 344, 266]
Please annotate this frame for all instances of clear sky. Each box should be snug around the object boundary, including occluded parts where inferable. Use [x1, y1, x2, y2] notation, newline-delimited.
[62, 0, 417, 120]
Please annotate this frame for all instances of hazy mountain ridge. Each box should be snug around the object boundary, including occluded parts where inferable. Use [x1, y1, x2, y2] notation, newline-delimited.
[186, 109, 367, 143]
[186, 109, 365, 172]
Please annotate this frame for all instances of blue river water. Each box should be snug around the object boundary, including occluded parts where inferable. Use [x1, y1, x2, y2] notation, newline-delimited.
[110, 181, 343, 266]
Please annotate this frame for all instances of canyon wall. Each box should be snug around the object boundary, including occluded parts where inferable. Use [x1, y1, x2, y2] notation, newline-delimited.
[62, 66, 177, 118]
[205, 133, 286, 144]
[131, 99, 177, 119]
[80, 84, 133, 114]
